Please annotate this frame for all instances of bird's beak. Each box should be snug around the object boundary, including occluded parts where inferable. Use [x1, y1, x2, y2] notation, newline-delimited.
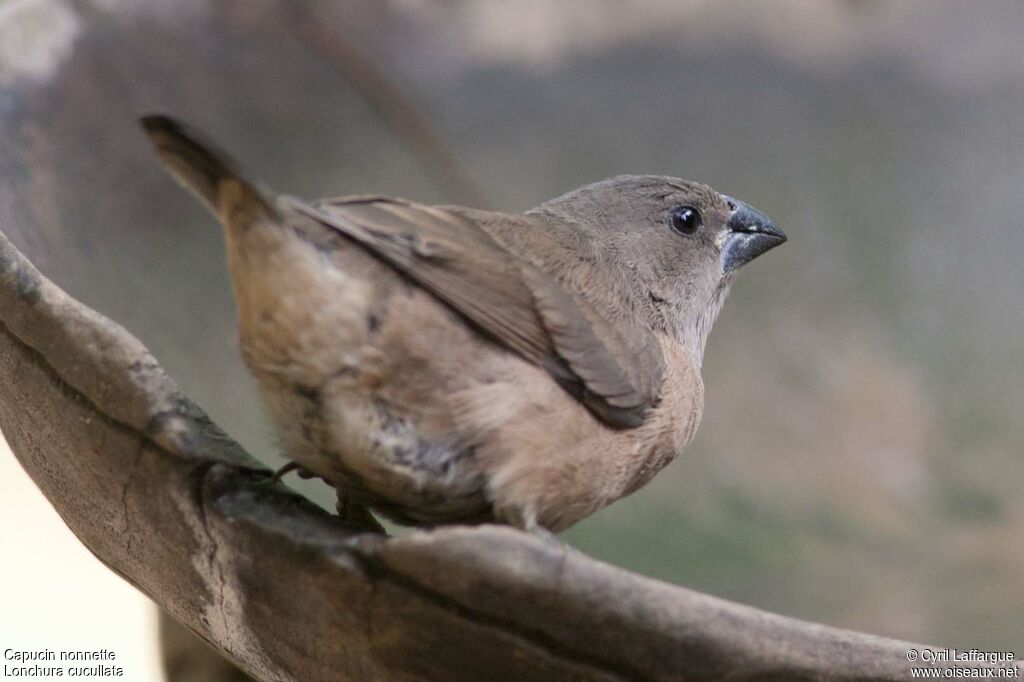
[720, 197, 787, 272]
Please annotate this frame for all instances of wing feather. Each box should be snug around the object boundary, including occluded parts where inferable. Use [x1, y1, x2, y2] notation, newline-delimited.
[287, 196, 663, 428]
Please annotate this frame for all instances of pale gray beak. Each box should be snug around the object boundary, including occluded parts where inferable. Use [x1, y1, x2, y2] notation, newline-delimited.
[720, 197, 786, 272]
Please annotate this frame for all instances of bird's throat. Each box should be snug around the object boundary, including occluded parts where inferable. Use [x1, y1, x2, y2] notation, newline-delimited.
[680, 282, 732, 367]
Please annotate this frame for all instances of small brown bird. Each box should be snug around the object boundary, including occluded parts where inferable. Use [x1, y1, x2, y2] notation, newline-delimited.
[141, 115, 785, 533]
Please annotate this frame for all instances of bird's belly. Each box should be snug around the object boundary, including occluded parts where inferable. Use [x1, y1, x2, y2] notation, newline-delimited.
[254, 350, 494, 525]
[471, 345, 703, 531]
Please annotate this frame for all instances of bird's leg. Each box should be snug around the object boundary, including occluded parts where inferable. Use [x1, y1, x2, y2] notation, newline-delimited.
[255, 460, 321, 487]
[256, 462, 384, 532]
[336, 489, 386, 534]
[520, 510, 565, 547]
[258, 464, 385, 533]
[267, 460, 319, 482]
[528, 525, 564, 546]
[269, 460, 300, 482]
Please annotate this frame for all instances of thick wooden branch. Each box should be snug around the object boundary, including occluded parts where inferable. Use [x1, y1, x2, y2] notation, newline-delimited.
[160, 612, 254, 682]
[0, 228, 935, 680]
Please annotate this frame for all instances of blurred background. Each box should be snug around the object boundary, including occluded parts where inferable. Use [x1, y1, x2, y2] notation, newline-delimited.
[1, 0, 1022, 664]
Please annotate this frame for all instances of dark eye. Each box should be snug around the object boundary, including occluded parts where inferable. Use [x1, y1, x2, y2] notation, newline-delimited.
[668, 205, 702, 236]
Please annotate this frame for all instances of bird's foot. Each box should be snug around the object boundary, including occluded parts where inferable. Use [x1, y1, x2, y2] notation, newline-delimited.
[336, 491, 386, 534]
[522, 516, 565, 547]
[530, 526, 564, 546]
[255, 460, 320, 486]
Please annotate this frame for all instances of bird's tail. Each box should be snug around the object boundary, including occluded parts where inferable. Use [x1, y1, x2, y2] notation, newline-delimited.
[140, 114, 278, 222]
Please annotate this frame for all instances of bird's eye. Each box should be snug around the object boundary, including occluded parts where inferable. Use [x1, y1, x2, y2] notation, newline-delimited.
[668, 205, 702, 236]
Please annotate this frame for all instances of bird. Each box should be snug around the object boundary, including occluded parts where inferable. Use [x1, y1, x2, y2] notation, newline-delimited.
[141, 114, 786, 534]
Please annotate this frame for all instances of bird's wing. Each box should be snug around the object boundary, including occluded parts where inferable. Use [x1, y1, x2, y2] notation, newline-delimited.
[287, 196, 664, 428]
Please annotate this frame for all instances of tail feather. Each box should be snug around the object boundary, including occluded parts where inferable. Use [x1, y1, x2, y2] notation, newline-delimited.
[140, 114, 277, 220]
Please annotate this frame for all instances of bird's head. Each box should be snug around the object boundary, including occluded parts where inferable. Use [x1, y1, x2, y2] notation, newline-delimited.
[532, 175, 786, 357]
